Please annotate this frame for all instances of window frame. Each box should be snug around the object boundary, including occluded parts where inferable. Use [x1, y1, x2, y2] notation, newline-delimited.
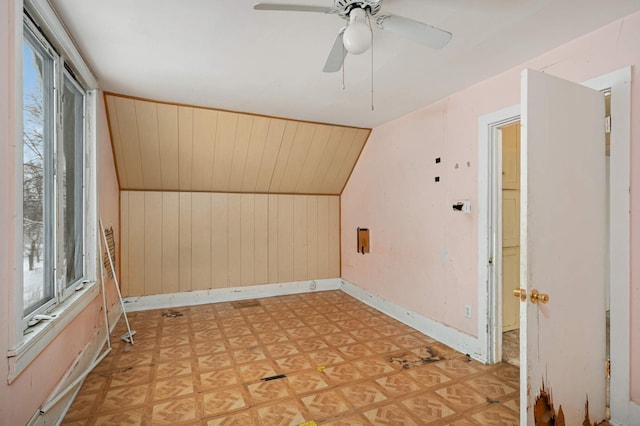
[8, 0, 99, 382]
[21, 13, 89, 326]
[21, 21, 58, 317]
[58, 68, 87, 298]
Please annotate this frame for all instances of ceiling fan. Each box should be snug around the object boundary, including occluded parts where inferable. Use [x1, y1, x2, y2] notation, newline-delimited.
[254, 0, 452, 73]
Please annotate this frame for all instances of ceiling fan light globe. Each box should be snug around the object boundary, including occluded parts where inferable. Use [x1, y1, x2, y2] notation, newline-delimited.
[343, 23, 371, 54]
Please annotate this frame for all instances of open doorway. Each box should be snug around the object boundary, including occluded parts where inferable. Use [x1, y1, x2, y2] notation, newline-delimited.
[478, 67, 631, 423]
[489, 108, 610, 367]
[495, 103, 612, 371]
[500, 122, 521, 367]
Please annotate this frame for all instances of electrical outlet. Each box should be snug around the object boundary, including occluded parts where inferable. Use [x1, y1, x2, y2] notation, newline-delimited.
[464, 305, 472, 318]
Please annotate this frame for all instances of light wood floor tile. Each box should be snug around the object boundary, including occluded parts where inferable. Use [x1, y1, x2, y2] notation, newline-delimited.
[62, 290, 519, 425]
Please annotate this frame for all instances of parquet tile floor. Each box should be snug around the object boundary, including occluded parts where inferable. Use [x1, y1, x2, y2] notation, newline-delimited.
[62, 291, 519, 425]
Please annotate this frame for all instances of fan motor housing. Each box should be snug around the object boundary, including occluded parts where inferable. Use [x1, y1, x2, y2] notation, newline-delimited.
[335, 0, 382, 17]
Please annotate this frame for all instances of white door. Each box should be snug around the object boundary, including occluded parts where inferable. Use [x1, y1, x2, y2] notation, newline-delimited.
[519, 69, 606, 424]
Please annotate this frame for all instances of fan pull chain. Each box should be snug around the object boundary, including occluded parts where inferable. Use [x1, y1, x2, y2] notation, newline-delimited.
[368, 12, 374, 111]
[370, 32, 374, 111]
[341, 28, 346, 90]
[342, 42, 346, 90]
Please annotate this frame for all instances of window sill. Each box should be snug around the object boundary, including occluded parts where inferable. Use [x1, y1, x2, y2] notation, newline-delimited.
[6, 281, 99, 383]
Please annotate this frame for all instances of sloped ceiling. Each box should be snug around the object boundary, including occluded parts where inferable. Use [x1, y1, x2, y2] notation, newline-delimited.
[53, 0, 640, 128]
[105, 93, 370, 194]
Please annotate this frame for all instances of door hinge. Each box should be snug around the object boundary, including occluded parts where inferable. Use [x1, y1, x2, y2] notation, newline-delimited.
[488, 256, 494, 265]
[606, 358, 611, 378]
[605, 116, 612, 134]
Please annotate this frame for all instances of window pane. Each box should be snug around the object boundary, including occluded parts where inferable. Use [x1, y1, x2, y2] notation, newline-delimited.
[23, 31, 54, 315]
[61, 74, 84, 287]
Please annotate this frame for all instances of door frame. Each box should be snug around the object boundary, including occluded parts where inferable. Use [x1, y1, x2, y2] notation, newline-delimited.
[477, 66, 632, 422]
[477, 105, 520, 364]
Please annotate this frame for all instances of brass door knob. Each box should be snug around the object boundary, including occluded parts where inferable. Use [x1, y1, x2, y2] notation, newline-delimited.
[513, 288, 527, 301]
[530, 289, 550, 304]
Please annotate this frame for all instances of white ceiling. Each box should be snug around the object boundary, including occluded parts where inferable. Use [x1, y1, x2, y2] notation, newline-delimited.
[51, 0, 640, 128]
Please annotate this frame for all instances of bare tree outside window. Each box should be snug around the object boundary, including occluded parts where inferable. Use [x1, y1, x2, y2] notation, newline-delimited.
[22, 36, 52, 314]
[21, 17, 89, 321]
[23, 91, 44, 272]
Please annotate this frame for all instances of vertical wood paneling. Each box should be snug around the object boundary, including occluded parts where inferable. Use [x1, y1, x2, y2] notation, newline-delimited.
[178, 107, 194, 191]
[279, 123, 316, 193]
[211, 193, 229, 288]
[227, 194, 242, 286]
[293, 196, 308, 281]
[255, 119, 286, 193]
[228, 115, 253, 192]
[316, 196, 330, 278]
[267, 194, 279, 283]
[127, 192, 146, 296]
[269, 121, 298, 192]
[212, 111, 238, 190]
[107, 95, 370, 195]
[332, 130, 368, 193]
[156, 104, 179, 190]
[179, 192, 192, 292]
[322, 127, 357, 191]
[135, 101, 162, 189]
[296, 124, 333, 192]
[115, 97, 144, 188]
[121, 192, 341, 296]
[241, 117, 269, 192]
[311, 127, 344, 194]
[306, 196, 318, 279]
[161, 192, 179, 293]
[144, 192, 162, 295]
[254, 194, 269, 285]
[240, 194, 255, 285]
[191, 108, 217, 191]
[191, 193, 212, 290]
[328, 196, 340, 277]
[120, 192, 130, 294]
[106, 95, 128, 187]
[277, 195, 294, 282]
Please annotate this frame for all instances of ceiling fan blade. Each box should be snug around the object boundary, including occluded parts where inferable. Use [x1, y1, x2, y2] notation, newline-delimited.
[253, 2, 334, 13]
[376, 14, 452, 49]
[323, 29, 347, 73]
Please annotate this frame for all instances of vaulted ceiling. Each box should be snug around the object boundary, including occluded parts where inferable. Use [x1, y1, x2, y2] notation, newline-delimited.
[105, 93, 369, 194]
[53, 1, 640, 128]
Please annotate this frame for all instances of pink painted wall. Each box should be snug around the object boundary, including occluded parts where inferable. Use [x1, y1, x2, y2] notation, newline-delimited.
[0, 3, 121, 421]
[98, 91, 122, 312]
[342, 11, 640, 400]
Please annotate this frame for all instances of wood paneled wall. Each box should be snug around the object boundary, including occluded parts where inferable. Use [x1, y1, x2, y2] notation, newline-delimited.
[120, 191, 340, 297]
[106, 94, 370, 194]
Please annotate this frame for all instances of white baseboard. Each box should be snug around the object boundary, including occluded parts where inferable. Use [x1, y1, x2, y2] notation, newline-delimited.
[24, 276, 486, 425]
[340, 279, 485, 362]
[26, 276, 635, 425]
[122, 278, 342, 312]
[122, 278, 483, 362]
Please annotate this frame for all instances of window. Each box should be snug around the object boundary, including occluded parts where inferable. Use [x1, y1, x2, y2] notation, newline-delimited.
[22, 16, 87, 322]
[8, 1, 98, 381]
